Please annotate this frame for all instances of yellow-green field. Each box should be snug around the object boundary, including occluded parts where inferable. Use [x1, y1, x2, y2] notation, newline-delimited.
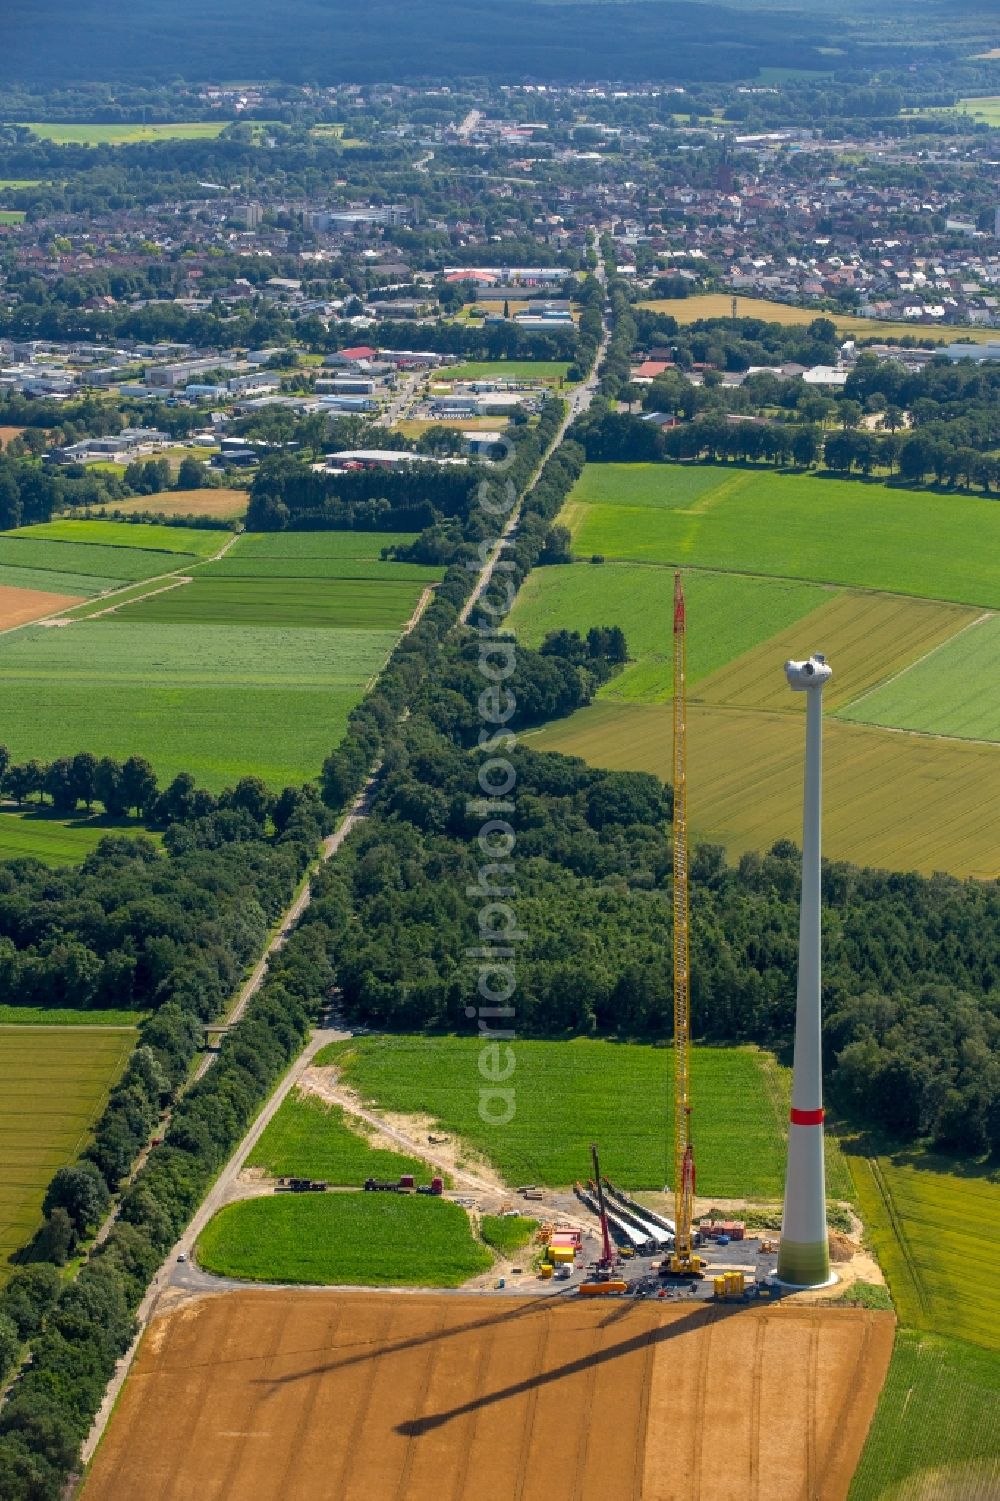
[21, 121, 229, 146]
[639, 293, 1000, 344]
[850, 1158, 1000, 1352]
[0, 1025, 135, 1279]
[955, 96, 1000, 127]
[694, 591, 980, 714]
[530, 702, 1000, 878]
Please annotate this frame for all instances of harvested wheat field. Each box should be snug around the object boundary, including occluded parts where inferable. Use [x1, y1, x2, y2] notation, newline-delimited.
[0, 583, 82, 628]
[82, 1291, 894, 1501]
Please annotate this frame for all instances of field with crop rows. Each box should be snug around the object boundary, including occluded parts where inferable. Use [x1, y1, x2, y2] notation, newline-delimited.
[0, 621, 396, 789]
[9, 520, 225, 557]
[320, 1035, 854, 1201]
[509, 563, 827, 701]
[0, 528, 437, 788]
[23, 120, 229, 145]
[848, 1157, 1000, 1499]
[531, 701, 1000, 879]
[246, 1089, 430, 1185]
[0, 1025, 134, 1279]
[694, 591, 979, 714]
[479, 1214, 537, 1257]
[562, 465, 1000, 607]
[117, 575, 428, 628]
[849, 1158, 1000, 1352]
[0, 809, 155, 865]
[197, 1193, 492, 1286]
[841, 613, 1000, 742]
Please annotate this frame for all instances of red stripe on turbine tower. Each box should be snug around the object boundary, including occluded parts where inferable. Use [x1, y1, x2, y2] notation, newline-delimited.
[790, 1107, 825, 1126]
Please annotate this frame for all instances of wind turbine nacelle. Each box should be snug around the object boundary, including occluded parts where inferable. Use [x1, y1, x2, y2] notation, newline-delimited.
[785, 655, 832, 691]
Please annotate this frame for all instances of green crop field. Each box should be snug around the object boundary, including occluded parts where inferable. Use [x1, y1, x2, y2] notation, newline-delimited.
[479, 1214, 538, 1257]
[849, 1331, 1000, 1501]
[318, 1036, 854, 1201]
[530, 701, 1000, 879]
[0, 622, 397, 789]
[196, 1193, 492, 1286]
[0, 1007, 143, 1026]
[115, 575, 428, 629]
[561, 465, 1000, 608]
[0, 211, 24, 225]
[0, 180, 44, 189]
[443, 360, 572, 384]
[0, 809, 155, 866]
[0, 535, 199, 583]
[23, 121, 229, 145]
[849, 1156, 1000, 1499]
[246, 1090, 431, 1185]
[0, 1025, 134, 1279]
[841, 614, 1000, 742]
[955, 95, 1000, 126]
[209, 530, 442, 583]
[10, 520, 226, 558]
[509, 563, 828, 701]
[0, 563, 119, 597]
[850, 1158, 1000, 1352]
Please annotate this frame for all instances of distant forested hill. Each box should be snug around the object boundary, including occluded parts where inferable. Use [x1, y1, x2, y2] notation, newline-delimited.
[0, 0, 917, 85]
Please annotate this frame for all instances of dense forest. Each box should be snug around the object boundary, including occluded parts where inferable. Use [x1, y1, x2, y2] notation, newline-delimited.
[0, 0, 899, 86]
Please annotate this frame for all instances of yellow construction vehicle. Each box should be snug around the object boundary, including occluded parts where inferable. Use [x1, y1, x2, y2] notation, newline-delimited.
[668, 573, 703, 1279]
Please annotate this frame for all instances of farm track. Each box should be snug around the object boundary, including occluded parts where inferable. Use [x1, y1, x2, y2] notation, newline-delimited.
[867, 1158, 929, 1318]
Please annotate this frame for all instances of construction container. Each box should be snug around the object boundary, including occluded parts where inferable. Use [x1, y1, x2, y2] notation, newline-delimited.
[399, 1175, 415, 1190]
[702, 1220, 746, 1241]
[549, 1245, 575, 1264]
[713, 1276, 727, 1299]
[554, 1228, 583, 1246]
[725, 1272, 745, 1297]
[538, 1264, 554, 1279]
[578, 1280, 628, 1296]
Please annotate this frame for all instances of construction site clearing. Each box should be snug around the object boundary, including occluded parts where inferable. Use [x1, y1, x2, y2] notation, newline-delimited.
[81, 1289, 895, 1501]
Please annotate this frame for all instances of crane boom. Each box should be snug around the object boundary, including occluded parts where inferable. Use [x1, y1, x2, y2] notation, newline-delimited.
[670, 572, 702, 1276]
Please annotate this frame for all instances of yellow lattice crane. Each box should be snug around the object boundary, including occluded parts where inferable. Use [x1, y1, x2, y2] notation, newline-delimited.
[669, 571, 703, 1277]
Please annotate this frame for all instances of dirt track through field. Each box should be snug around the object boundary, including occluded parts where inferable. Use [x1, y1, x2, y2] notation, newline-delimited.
[81, 1292, 894, 1501]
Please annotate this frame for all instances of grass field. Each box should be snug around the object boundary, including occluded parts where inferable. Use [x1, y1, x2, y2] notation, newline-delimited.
[0, 180, 43, 189]
[0, 622, 397, 789]
[0, 1025, 134, 1279]
[849, 1157, 1000, 1352]
[510, 563, 829, 701]
[639, 293, 1000, 344]
[0, 808, 155, 865]
[443, 361, 572, 385]
[23, 121, 229, 145]
[841, 613, 1000, 742]
[319, 1036, 854, 1201]
[695, 590, 979, 714]
[197, 1194, 492, 1286]
[955, 95, 1000, 126]
[561, 465, 1000, 608]
[109, 487, 247, 519]
[478, 1214, 537, 1257]
[0, 211, 24, 225]
[849, 1330, 1000, 1500]
[9, 519, 226, 557]
[246, 1089, 430, 1185]
[115, 575, 428, 629]
[531, 701, 1000, 879]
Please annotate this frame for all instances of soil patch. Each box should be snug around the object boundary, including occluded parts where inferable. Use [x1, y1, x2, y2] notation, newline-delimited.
[81, 1291, 894, 1501]
[0, 583, 83, 628]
